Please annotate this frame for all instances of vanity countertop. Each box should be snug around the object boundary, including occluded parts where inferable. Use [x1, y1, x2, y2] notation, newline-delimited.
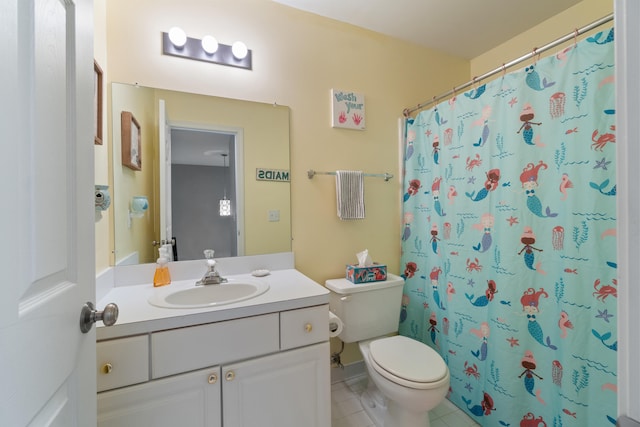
[96, 268, 329, 341]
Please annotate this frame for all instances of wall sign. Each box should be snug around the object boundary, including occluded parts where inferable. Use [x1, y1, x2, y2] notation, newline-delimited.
[256, 168, 290, 182]
[331, 89, 365, 130]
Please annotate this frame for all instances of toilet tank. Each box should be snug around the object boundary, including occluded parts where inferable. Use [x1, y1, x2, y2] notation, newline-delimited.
[325, 273, 405, 343]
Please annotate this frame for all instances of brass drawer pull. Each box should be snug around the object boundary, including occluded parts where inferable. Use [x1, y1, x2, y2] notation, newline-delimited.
[101, 363, 113, 374]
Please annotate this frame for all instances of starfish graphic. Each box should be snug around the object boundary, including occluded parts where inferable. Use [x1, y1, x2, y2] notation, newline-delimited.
[508, 97, 518, 108]
[506, 337, 520, 347]
[596, 309, 613, 323]
[423, 302, 429, 309]
[507, 216, 519, 226]
[594, 157, 611, 170]
[467, 278, 475, 287]
[468, 176, 477, 184]
[425, 129, 432, 137]
[464, 383, 474, 392]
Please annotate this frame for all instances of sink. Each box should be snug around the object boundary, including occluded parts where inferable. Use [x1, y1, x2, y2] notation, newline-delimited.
[148, 279, 269, 309]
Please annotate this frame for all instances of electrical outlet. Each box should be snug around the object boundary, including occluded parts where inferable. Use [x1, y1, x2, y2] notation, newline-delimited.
[268, 210, 280, 222]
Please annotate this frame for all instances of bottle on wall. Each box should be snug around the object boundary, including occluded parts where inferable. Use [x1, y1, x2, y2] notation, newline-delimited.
[153, 247, 172, 287]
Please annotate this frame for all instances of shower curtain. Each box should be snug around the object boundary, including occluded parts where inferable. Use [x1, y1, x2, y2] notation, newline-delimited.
[399, 29, 616, 426]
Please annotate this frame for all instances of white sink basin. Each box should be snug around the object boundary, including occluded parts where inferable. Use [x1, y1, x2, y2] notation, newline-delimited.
[148, 279, 269, 309]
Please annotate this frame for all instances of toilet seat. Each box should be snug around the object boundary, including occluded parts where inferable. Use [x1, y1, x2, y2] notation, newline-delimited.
[368, 336, 448, 390]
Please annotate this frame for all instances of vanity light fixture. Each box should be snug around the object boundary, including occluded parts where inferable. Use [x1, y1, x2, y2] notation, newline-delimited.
[219, 154, 232, 217]
[162, 30, 252, 70]
[168, 27, 187, 48]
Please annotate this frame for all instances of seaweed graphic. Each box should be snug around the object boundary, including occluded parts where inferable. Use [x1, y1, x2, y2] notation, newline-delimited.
[443, 259, 452, 277]
[572, 220, 589, 250]
[454, 319, 464, 338]
[495, 133, 504, 154]
[414, 235, 423, 254]
[410, 320, 419, 339]
[592, 329, 618, 351]
[494, 245, 501, 266]
[456, 218, 465, 239]
[445, 163, 453, 181]
[555, 277, 566, 303]
[554, 141, 567, 170]
[571, 365, 590, 393]
[457, 121, 465, 139]
[418, 153, 425, 169]
[573, 77, 588, 108]
[490, 360, 500, 383]
[554, 415, 564, 427]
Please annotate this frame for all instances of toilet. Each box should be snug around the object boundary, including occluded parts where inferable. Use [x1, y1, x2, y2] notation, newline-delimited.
[326, 273, 450, 427]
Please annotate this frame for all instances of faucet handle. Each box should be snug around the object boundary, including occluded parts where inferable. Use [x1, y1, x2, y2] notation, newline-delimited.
[203, 249, 215, 260]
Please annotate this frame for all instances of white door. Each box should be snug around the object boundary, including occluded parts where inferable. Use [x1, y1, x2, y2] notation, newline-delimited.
[159, 99, 174, 256]
[0, 0, 97, 425]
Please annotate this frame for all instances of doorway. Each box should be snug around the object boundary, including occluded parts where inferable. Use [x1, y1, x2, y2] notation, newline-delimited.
[169, 126, 243, 260]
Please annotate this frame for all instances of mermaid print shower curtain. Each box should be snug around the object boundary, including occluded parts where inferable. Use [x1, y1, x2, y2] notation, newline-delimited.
[399, 29, 616, 426]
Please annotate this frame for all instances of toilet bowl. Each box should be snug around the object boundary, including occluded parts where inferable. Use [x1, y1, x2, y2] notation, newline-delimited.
[359, 336, 449, 427]
[325, 274, 450, 427]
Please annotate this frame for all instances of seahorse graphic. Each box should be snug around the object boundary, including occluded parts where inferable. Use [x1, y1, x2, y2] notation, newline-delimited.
[520, 161, 558, 218]
[521, 288, 557, 350]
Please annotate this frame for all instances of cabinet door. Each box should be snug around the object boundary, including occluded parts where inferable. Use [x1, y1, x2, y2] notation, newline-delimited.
[98, 367, 222, 427]
[223, 342, 330, 427]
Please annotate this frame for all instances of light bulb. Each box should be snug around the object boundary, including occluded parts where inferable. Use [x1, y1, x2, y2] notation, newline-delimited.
[201, 35, 218, 55]
[168, 27, 187, 48]
[231, 41, 248, 59]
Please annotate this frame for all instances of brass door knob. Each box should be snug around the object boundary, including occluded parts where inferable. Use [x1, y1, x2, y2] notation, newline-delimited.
[305, 323, 313, 333]
[208, 373, 218, 384]
[225, 371, 235, 381]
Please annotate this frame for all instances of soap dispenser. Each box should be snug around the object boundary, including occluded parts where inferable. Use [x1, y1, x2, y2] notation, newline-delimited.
[153, 247, 172, 287]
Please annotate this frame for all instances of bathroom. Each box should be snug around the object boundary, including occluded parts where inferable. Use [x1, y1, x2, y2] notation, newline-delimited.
[2, 0, 637, 425]
[94, 0, 633, 425]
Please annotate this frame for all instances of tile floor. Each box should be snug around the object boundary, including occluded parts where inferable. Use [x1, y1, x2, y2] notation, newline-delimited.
[331, 374, 480, 427]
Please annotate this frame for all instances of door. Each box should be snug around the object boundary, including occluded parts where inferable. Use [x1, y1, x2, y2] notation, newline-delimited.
[159, 99, 173, 256]
[0, 0, 96, 425]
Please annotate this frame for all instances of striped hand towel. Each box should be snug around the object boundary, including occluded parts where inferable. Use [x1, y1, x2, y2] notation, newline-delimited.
[336, 170, 365, 220]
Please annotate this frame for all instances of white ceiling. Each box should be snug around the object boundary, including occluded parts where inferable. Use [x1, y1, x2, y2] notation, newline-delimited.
[171, 128, 233, 167]
[271, 0, 582, 59]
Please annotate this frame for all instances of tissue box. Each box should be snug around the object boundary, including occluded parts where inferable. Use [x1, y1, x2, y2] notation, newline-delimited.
[346, 263, 387, 284]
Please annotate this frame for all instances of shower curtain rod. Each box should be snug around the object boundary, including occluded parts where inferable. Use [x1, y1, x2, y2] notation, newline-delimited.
[403, 13, 614, 117]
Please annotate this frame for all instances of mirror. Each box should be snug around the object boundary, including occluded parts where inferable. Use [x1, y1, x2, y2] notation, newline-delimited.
[110, 83, 291, 266]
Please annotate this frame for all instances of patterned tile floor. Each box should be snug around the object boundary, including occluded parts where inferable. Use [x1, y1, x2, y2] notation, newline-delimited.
[331, 375, 480, 427]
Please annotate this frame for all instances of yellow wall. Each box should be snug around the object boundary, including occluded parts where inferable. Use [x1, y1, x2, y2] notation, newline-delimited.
[471, 0, 613, 78]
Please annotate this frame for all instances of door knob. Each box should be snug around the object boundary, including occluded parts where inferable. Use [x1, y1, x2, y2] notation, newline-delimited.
[79, 301, 119, 333]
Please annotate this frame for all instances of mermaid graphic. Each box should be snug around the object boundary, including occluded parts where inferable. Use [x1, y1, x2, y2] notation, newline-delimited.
[521, 288, 557, 350]
[462, 392, 495, 417]
[520, 161, 558, 218]
[466, 279, 498, 307]
[516, 103, 542, 145]
[432, 177, 446, 217]
[430, 266, 446, 310]
[518, 350, 546, 404]
[427, 312, 439, 346]
[470, 322, 490, 361]
[430, 224, 440, 254]
[472, 213, 494, 252]
[517, 226, 543, 272]
[466, 168, 500, 202]
[432, 135, 440, 164]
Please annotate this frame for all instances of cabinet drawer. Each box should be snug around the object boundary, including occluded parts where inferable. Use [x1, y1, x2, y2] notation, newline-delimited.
[151, 313, 279, 379]
[97, 335, 149, 392]
[280, 304, 329, 350]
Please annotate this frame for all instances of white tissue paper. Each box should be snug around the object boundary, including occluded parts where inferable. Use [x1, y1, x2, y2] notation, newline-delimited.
[356, 249, 373, 267]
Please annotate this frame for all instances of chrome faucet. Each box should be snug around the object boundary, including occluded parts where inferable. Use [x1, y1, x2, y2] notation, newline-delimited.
[196, 249, 227, 286]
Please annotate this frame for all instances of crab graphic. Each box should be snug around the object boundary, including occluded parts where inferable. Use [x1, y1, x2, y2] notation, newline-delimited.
[466, 258, 483, 273]
[591, 125, 615, 151]
[593, 278, 617, 301]
[466, 154, 482, 171]
[464, 361, 480, 379]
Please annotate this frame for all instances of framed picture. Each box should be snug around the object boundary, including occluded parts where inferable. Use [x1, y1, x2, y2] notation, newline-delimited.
[94, 60, 103, 145]
[121, 111, 141, 170]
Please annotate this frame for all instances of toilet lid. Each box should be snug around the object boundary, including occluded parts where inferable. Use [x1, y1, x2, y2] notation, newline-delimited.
[369, 336, 447, 384]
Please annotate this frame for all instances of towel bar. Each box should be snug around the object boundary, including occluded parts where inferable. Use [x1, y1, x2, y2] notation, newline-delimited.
[307, 170, 393, 182]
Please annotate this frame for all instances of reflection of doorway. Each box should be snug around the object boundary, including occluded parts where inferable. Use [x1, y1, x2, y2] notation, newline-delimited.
[169, 127, 243, 260]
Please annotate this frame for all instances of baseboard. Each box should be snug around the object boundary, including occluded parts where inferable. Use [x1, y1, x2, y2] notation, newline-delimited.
[331, 360, 366, 384]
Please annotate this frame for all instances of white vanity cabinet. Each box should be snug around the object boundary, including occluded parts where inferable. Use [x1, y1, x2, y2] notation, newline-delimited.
[97, 304, 330, 427]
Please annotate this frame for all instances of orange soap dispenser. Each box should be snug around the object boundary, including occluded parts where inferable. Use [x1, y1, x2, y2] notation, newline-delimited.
[153, 247, 172, 287]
